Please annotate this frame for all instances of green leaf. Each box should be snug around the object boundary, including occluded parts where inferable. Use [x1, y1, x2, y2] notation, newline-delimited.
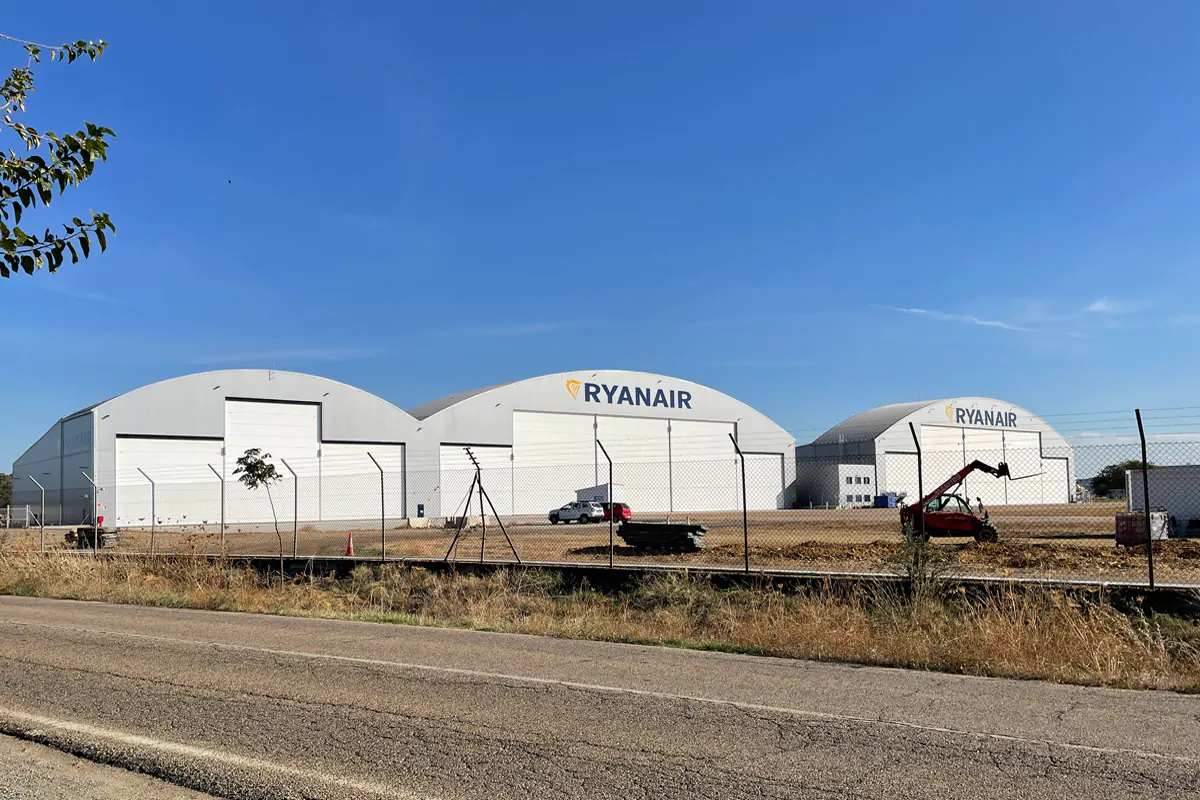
[95, 228, 106, 251]
[79, 234, 90, 258]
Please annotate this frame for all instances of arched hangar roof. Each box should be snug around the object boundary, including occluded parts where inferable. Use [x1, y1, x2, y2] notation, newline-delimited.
[409, 370, 794, 450]
[806, 397, 1070, 450]
[90, 369, 418, 443]
[809, 401, 932, 446]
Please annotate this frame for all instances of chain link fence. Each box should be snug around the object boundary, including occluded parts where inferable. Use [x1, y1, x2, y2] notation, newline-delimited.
[5, 418, 1199, 588]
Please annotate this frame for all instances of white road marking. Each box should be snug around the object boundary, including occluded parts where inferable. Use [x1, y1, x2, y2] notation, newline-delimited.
[0, 707, 431, 799]
[2, 617, 1197, 766]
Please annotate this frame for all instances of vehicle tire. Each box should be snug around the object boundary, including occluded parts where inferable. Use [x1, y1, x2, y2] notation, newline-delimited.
[578, 514, 590, 524]
[973, 523, 998, 543]
[549, 514, 559, 525]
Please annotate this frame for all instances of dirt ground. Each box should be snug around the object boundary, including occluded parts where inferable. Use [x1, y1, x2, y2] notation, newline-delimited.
[4, 502, 1193, 585]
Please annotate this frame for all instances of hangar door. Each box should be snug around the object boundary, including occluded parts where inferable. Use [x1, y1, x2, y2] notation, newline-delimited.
[880, 451, 920, 504]
[1003, 430, 1045, 505]
[670, 420, 737, 512]
[322, 443, 406, 521]
[114, 436, 224, 528]
[743, 453, 785, 510]
[225, 400, 319, 524]
[512, 411, 595, 515]
[598, 416, 671, 513]
[962, 429, 1006, 508]
[1041, 456, 1070, 504]
[917, 425, 965, 504]
[441, 445, 513, 517]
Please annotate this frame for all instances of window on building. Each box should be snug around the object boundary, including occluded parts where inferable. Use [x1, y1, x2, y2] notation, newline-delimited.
[846, 477, 853, 485]
[853, 476, 860, 484]
[863, 477, 871, 484]
[846, 494, 853, 503]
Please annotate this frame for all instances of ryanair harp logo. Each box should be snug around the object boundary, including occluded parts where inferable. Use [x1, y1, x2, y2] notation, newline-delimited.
[565, 379, 581, 399]
[945, 405, 954, 421]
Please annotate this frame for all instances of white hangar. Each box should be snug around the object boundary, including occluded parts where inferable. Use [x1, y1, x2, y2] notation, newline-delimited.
[10, 370, 417, 527]
[795, 397, 1075, 508]
[407, 370, 796, 517]
[10, 369, 796, 527]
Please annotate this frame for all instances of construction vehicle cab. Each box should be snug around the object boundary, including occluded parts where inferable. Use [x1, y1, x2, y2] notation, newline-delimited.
[900, 460, 1010, 543]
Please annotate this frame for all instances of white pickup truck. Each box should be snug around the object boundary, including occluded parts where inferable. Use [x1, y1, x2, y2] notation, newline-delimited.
[549, 501, 604, 524]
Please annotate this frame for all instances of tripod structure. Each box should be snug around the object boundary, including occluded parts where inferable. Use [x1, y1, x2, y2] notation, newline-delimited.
[443, 447, 521, 564]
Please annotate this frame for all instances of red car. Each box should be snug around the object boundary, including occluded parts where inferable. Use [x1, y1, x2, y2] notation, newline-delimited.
[601, 502, 632, 522]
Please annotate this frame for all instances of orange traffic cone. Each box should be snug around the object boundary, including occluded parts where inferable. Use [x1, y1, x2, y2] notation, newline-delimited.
[345, 531, 355, 557]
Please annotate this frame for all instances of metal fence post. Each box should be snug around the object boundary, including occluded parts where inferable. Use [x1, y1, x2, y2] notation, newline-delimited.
[367, 452, 384, 562]
[208, 464, 225, 551]
[137, 468, 156, 554]
[597, 439, 614, 568]
[28, 476, 45, 553]
[1135, 409, 1155, 589]
[477, 465, 487, 563]
[80, 470, 101, 556]
[729, 434, 749, 573]
[908, 423, 925, 540]
[280, 459, 298, 558]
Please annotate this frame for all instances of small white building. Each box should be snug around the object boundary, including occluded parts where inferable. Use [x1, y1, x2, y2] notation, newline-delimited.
[796, 397, 1075, 508]
[1127, 465, 1200, 536]
[836, 464, 876, 508]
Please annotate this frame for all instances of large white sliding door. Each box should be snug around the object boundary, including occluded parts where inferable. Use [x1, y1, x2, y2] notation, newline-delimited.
[512, 411, 594, 514]
[440, 445, 513, 517]
[962, 429, 1005, 507]
[224, 400, 319, 524]
[670, 420, 737, 512]
[744, 453, 784, 510]
[597, 416, 670, 513]
[322, 443, 405, 521]
[1003, 430, 1044, 505]
[114, 437, 224, 528]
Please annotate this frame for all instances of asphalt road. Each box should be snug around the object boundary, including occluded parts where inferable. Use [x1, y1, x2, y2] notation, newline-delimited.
[0, 597, 1197, 799]
[0, 732, 211, 799]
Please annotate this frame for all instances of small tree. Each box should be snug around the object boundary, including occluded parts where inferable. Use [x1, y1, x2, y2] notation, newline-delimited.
[233, 448, 284, 583]
[1091, 459, 1153, 498]
[0, 473, 11, 507]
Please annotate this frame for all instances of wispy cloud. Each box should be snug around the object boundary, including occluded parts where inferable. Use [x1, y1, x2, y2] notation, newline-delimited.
[1172, 314, 1200, 326]
[703, 358, 816, 368]
[883, 306, 1032, 332]
[187, 348, 382, 365]
[37, 281, 118, 304]
[1084, 298, 1142, 314]
[434, 321, 581, 338]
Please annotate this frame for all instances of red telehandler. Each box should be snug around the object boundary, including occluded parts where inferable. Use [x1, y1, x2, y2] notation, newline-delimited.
[899, 460, 1012, 543]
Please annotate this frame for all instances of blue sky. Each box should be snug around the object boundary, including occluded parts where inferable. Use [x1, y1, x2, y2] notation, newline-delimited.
[4, 1, 1200, 465]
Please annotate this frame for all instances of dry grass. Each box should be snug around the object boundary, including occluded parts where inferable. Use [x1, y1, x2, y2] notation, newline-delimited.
[0, 553, 1197, 692]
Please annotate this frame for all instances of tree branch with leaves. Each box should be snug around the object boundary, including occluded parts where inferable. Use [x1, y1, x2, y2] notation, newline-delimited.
[0, 32, 114, 278]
